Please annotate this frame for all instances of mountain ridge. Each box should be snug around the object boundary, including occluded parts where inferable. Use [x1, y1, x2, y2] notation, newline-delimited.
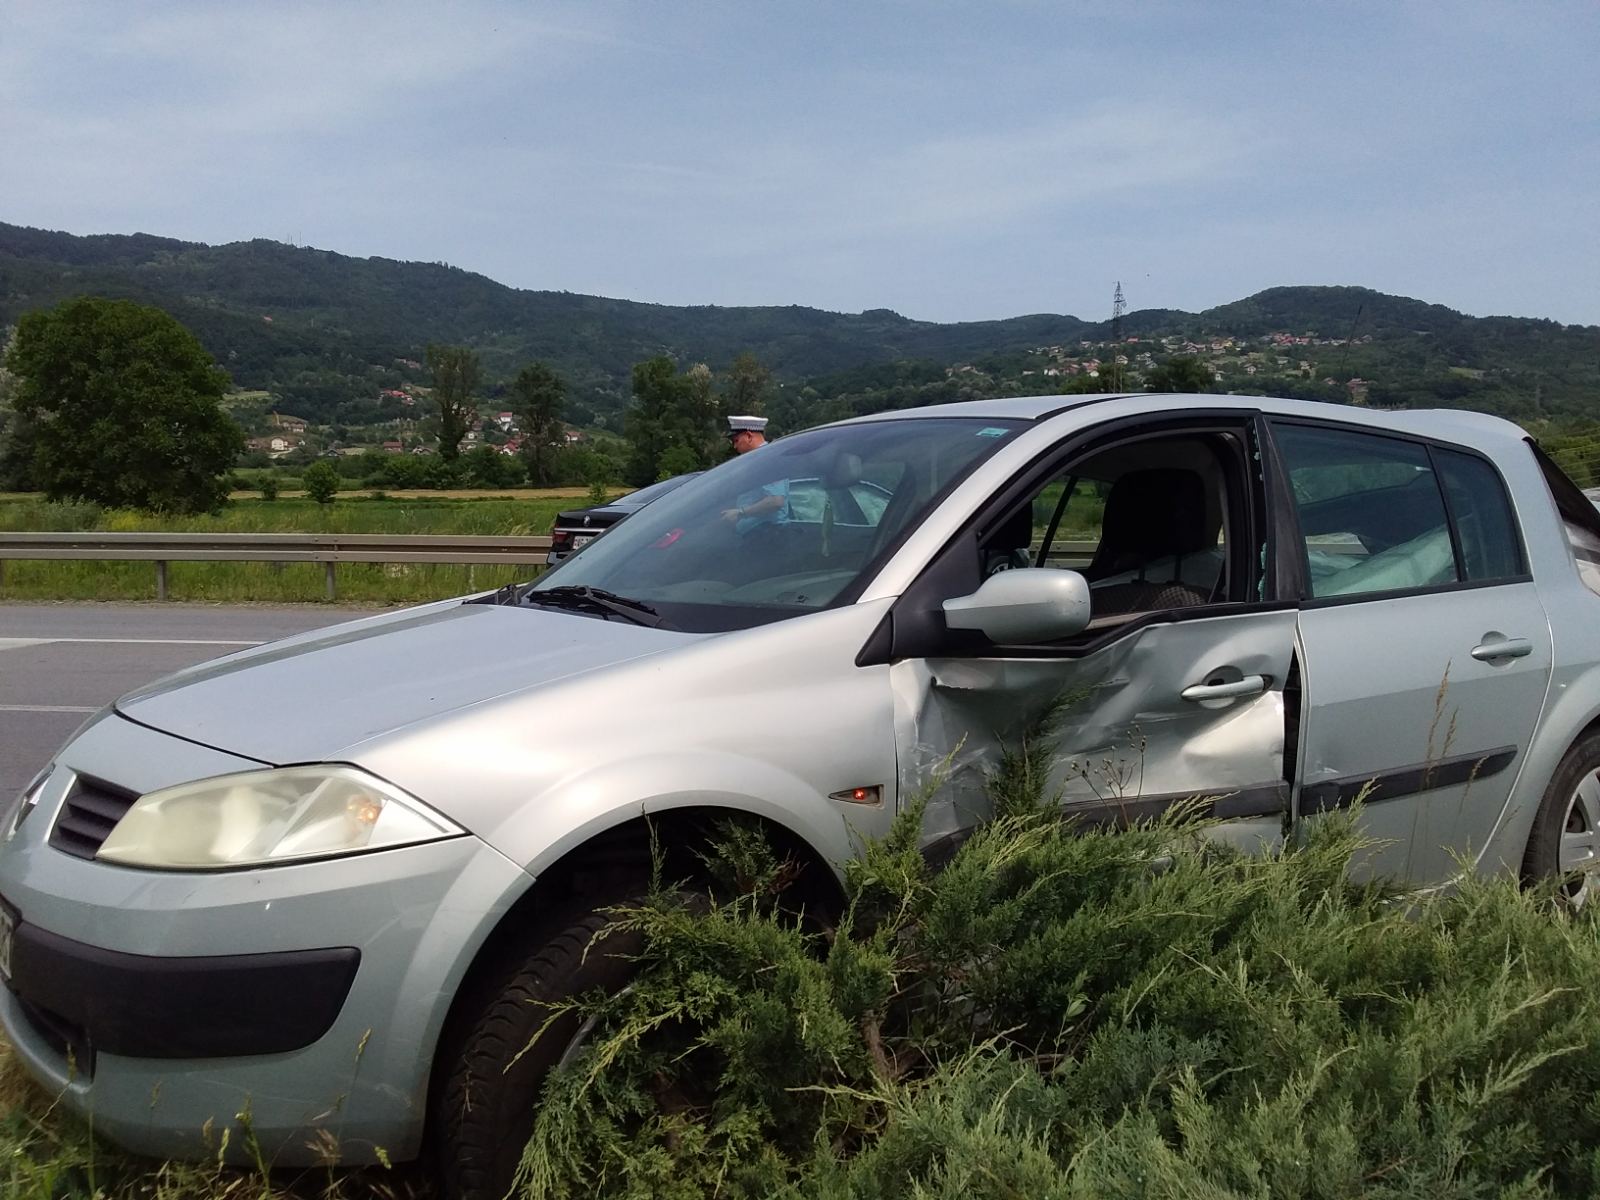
[2, 221, 1596, 427]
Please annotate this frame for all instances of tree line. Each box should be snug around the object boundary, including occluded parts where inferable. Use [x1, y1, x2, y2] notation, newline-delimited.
[4, 295, 1596, 516]
[0, 297, 782, 511]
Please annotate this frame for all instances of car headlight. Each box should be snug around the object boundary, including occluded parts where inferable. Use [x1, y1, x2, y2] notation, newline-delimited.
[3, 767, 51, 842]
[96, 765, 463, 870]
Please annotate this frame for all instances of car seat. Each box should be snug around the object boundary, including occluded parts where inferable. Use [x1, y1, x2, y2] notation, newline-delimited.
[1085, 469, 1217, 613]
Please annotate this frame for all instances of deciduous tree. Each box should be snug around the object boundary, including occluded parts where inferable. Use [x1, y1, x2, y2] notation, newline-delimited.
[426, 344, 481, 462]
[624, 356, 722, 485]
[4, 296, 243, 513]
[1144, 355, 1213, 394]
[302, 458, 340, 504]
[510, 361, 566, 485]
[722, 352, 773, 420]
[625, 356, 681, 485]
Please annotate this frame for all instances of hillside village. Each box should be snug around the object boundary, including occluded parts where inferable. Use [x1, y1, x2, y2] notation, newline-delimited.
[994, 330, 1380, 404]
[232, 325, 1392, 469]
[235, 377, 589, 463]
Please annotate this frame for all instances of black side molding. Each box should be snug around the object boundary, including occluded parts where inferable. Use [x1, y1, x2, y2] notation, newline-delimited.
[1059, 781, 1290, 827]
[1300, 746, 1517, 814]
[8, 921, 359, 1060]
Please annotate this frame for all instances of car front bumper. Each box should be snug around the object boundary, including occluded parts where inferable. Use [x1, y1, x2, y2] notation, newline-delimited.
[0, 716, 533, 1166]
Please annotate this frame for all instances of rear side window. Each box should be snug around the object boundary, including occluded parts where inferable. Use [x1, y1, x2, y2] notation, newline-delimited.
[1273, 424, 1457, 598]
[1433, 448, 1524, 581]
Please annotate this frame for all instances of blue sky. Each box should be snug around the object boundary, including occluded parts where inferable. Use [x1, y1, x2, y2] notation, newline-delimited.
[3, 1, 1597, 326]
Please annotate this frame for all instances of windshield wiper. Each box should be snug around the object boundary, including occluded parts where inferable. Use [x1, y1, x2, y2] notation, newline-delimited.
[522, 585, 671, 629]
[472, 580, 531, 607]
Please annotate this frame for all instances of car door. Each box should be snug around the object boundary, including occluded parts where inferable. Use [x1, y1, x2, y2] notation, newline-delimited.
[879, 413, 1300, 853]
[1269, 420, 1554, 885]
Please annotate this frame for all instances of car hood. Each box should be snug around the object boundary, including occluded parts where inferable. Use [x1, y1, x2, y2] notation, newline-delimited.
[115, 602, 693, 764]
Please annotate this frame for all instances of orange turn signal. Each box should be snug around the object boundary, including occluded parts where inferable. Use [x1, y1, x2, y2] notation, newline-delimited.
[828, 785, 883, 807]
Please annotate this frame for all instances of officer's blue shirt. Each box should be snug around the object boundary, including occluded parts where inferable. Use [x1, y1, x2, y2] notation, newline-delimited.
[733, 479, 791, 535]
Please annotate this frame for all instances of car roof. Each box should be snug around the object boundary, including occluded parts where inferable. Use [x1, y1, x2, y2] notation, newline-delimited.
[826, 392, 1528, 453]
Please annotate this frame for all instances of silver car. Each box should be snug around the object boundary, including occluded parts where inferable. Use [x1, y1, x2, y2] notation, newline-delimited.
[5, 393, 1600, 1199]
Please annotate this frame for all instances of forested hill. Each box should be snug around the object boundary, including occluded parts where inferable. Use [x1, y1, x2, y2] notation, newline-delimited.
[2, 221, 1596, 428]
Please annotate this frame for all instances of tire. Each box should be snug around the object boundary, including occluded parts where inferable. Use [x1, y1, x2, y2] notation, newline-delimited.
[433, 897, 649, 1200]
[1523, 732, 1600, 908]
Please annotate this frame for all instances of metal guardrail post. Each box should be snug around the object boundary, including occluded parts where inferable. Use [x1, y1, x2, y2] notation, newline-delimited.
[155, 561, 168, 601]
[325, 562, 337, 602]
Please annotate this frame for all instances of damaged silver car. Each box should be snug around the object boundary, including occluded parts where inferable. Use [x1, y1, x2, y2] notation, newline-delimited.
[5, 392, 1600, 1199]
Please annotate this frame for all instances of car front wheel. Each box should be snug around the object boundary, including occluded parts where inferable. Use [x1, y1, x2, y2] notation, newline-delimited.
[433, 895, 648, 1200]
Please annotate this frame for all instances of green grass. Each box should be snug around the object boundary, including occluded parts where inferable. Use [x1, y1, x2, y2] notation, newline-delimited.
[0, 496, 619, 603]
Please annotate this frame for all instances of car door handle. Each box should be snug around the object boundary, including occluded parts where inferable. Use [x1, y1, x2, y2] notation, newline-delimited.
[1471, 636, 1533, 662]
[1181, 674, 1268, 702]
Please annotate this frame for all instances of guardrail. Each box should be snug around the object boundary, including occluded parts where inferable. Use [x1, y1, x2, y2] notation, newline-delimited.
[0, 531, 1119, 603]
[0, 532, 553, 601]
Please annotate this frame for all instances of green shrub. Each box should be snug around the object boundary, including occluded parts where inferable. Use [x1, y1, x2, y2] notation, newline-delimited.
[258, 474, 279, 501]
[520, 749, 1600, 1198]
[372, 454, 431, 489]
[302, 460, 339, 505]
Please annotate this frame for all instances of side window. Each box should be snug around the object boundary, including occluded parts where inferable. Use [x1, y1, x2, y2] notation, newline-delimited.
[978, 433, 1240, 615]
[785, 478, 892, 527]
[1434, 449, 1524, 581]
[1273, 424, 1457, 598]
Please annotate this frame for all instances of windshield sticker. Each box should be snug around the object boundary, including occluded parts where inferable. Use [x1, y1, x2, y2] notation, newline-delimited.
[976, 427, 1008, 437]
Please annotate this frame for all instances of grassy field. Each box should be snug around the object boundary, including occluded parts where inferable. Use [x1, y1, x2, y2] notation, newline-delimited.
[0, 493, 626, 604]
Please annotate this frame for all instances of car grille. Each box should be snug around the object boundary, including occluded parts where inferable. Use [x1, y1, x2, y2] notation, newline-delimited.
[48, 775, 139, 860]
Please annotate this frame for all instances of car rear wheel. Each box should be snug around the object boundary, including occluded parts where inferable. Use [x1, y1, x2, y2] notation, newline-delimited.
[433, 895, 649, 1200]
[1523, 733, 1600, 908]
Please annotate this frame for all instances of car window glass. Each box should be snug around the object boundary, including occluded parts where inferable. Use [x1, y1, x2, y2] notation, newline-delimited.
[1274, 424, 1458, 598]
[784, 479, 892, 526]
[534, 418, 1021, 630]
[1434, 449, 1523, 581]
[978, 433, 1237, 617]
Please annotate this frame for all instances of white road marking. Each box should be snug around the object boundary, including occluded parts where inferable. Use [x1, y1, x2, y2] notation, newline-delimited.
[0, 637, 260, 647]
[0, 705, 99, 714]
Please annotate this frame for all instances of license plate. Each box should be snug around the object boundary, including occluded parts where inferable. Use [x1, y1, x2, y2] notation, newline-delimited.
[571, 534, 594, 549]
[0, 904, 13, 984]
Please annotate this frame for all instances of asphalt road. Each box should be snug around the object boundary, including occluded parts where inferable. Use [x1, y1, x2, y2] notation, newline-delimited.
[0, 603, 384, 797]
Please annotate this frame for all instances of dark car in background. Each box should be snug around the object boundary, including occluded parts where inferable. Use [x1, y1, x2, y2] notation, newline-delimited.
[547, 473, 702, 564]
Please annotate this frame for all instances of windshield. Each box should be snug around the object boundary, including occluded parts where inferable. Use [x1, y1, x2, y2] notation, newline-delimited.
[532, 417, 1021, 631]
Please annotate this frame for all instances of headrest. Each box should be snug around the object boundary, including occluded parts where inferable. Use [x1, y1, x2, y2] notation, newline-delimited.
[824, 452, 862, 488]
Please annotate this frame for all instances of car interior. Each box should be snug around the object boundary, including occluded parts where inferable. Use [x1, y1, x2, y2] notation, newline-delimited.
[977, 434, 1235, 619]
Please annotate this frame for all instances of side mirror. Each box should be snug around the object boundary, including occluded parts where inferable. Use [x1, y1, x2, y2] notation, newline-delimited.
[942, 568, 1092, 644]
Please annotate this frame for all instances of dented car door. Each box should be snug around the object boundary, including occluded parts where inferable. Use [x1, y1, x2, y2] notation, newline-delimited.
[894, 611, 1298, 850]
[883, 414, 1298, 852]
